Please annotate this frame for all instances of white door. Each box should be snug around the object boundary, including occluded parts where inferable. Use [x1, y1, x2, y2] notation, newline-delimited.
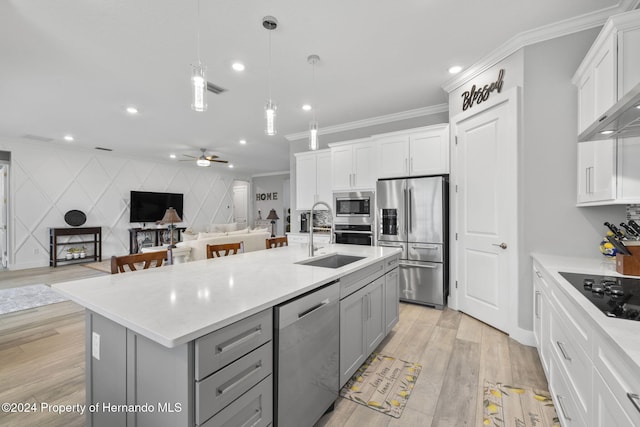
[232, 181, 248, 228]
[452, 89, 519, 334]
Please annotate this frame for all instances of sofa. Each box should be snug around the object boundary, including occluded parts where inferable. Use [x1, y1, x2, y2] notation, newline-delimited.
[176, 226, 272, 262]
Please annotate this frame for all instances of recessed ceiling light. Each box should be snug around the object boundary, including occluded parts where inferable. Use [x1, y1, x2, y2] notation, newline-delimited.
[228, 164, 234, 168]
[232, 62, 245, 72]
[239, 139, 247, 145]
[600, 130, 615, 135]
[636, 104, 640, 109]
[126, 107, 138, 114]
[448, 66, 463, 74]
[64, 135, 74, 142]
[302, 104, 312, 111]
[169, 154, 176, 159]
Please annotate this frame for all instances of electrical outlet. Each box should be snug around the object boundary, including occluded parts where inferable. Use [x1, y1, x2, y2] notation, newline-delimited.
[92, 332, 100, 360]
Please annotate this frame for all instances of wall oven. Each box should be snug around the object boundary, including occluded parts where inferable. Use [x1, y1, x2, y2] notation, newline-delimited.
[333, 191, 374, 245]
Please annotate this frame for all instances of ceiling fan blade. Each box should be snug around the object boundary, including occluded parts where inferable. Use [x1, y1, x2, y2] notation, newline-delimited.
[204, 155, 220, 160]
[211, 159, 228, 163]
[182, 154, 197, 159]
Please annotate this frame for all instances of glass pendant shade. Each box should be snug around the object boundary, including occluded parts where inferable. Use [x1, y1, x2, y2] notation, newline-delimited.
[191, 64, 207, 112]
[265, 99, 277, 135]
[309, 120, 319, 151]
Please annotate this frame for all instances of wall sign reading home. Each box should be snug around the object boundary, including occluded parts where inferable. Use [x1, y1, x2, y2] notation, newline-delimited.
[461, 69, 505, 111]
[256, 192, 278, 201]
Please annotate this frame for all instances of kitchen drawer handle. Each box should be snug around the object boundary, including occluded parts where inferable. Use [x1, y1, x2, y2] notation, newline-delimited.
[535, 291, 541, 319]
[217, 361, 263, 396]
[556, 341, 572, 362]
[217, 327, 262, 354]
[556, 394, 572, 421]
[628, 393, 640, 414]
[298, 299, 329, 319]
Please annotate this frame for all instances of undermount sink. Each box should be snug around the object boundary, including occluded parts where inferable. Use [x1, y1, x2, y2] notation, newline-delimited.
[296, 253, 365, 269]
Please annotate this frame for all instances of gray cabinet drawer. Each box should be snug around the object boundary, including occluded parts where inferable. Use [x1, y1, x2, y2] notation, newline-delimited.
[385, 254, 400, 272]
[196, 342, 272, 425]
[340, 260, 384, 298]
[195, 309, 272, 380]
[201, 375, 273, 427]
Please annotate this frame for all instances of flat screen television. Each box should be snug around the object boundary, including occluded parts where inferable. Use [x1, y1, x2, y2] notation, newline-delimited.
[129, 191, 184, 224]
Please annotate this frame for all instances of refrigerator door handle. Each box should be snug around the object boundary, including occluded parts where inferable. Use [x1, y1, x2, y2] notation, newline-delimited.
[400, 262, 438, 269]
[410, 245, 439, 250]
[408, 188, 412, 233]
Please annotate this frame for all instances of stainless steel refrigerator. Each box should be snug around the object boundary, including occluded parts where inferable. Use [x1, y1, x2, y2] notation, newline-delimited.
[376, 176, 448, 308]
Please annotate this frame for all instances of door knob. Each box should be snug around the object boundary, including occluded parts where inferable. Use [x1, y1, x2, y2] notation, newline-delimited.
[492, 243, 508, 250]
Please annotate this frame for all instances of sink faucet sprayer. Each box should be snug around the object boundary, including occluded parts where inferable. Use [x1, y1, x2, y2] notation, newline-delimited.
[309, 201, 334, 257]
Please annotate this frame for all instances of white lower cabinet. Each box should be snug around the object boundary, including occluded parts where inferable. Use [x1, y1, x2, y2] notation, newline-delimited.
[384, 266, 399, 334]
[532, 260, 640, 427]
[364, 277, 385, 356]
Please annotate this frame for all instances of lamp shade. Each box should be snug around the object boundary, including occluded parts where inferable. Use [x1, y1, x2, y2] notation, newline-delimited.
[266, 209, 279, 220]
[159, 207, 182, 224]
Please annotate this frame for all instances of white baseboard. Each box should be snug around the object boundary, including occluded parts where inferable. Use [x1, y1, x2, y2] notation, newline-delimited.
[509, 327, 536, 347]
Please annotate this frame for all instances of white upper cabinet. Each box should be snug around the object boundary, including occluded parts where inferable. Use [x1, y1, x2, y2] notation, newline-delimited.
[330, 138, 378, 191]
[295, 149, 332, 210]
[574, 9, 640, 133]
[573, 9, 640, 205]
[377, 124, 449, 178]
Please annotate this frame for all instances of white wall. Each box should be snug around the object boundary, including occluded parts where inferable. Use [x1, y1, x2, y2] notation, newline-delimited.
[252, 173, 290, 236]
[1, 138, 250, 269]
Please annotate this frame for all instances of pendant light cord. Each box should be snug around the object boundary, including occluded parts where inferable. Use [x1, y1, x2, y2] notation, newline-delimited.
[268, 30, 272, 100]
[312, 59, 316, 121]
[195, 0, 202, 65]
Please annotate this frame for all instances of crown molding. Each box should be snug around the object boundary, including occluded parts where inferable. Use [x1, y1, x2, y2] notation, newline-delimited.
[442, 1, 640, 93]
[284, 104, 448, 141]
[251, 171, 290, 178]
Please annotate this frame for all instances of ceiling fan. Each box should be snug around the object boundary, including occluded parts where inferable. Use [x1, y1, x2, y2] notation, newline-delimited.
[182, 148, 229, 167]
[180, 148, 229, 167]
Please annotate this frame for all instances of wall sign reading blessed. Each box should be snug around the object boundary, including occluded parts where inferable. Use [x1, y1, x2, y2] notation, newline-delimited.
[461, 69, 505, 111]
[256, 192, 278, 201]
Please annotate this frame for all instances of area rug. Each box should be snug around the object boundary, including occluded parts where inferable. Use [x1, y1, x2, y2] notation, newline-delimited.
[0, 284, 68, 315]
[339, 352, 422, 418]
[483, 380, 560, 427]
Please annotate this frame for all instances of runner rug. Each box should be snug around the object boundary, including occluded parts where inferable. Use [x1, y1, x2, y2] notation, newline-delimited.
[483, 380, 560, 427]
[339, 352, 422, 418]
[0, 284, 68, 315]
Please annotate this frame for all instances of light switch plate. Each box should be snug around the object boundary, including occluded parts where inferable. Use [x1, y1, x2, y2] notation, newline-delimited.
[92, 332, 100, 360]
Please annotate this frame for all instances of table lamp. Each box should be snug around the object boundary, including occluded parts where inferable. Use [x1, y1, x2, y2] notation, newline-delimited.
[267, 209, 279, 237]
[158, 207, 182, 248]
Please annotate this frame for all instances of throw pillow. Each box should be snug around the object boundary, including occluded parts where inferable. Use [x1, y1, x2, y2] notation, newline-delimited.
[182, 233, 198, 242]
[197, 232, 226, 240]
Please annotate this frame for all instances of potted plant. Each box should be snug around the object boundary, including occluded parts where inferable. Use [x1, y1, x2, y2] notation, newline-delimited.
[66, 248, 73, 260]
[72, 247, 80, 259]
[79, 246, 86, 259]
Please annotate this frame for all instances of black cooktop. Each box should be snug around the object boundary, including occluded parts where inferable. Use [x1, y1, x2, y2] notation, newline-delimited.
[559, 272, 640, 321]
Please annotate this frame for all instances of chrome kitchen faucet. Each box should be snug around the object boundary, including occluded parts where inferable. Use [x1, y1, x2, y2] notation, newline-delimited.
[309, 201, 333, 257]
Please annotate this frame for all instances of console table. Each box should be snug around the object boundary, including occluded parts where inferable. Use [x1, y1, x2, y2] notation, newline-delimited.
[129, 227, 186, 254]
[49, 227, 102, 267]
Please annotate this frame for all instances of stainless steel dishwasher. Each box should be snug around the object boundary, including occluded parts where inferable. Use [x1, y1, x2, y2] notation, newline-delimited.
[274, 280, 340, 427]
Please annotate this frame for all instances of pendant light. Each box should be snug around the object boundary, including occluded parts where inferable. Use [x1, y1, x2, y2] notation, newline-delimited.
[263, 16, 278, 135]
[308, 54, 320, 150]
[191, 0, 207, 112]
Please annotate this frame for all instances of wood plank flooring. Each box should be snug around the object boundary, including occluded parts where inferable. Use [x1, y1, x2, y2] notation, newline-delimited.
[0, 266, 548, 426]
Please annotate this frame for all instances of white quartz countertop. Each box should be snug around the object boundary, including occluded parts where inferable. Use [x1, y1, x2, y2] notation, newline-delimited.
[53, 244, 400, 348]
[531, 253, 640, 369]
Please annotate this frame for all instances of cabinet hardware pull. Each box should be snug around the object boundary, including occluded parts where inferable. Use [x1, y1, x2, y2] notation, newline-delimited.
[556, 394, 572, 421]
[556, 341, 572, 361]
[298, 299, 329, 319]
[217, 327, 262, 354]
[217, 361, 263, 395]
[535, 291, 541, 319]
[628, 393, 640, 414]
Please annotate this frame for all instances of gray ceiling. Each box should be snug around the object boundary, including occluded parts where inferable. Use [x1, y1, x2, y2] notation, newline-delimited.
[0, 0, 631, 174]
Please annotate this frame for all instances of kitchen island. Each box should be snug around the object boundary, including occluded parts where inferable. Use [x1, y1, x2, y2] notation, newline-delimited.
[53, 243, 401, 427]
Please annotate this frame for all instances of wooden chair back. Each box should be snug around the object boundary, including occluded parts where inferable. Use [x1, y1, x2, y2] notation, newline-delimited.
[266, 236, 288, 249]
[206, 242, 243, 258]
[110, 250, 170, 274]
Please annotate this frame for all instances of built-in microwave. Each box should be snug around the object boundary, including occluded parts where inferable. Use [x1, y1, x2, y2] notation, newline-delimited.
[333, 191, 374, 219]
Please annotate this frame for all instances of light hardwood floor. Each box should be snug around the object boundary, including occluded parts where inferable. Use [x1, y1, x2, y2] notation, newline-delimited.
[0, 265, 547, 426]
